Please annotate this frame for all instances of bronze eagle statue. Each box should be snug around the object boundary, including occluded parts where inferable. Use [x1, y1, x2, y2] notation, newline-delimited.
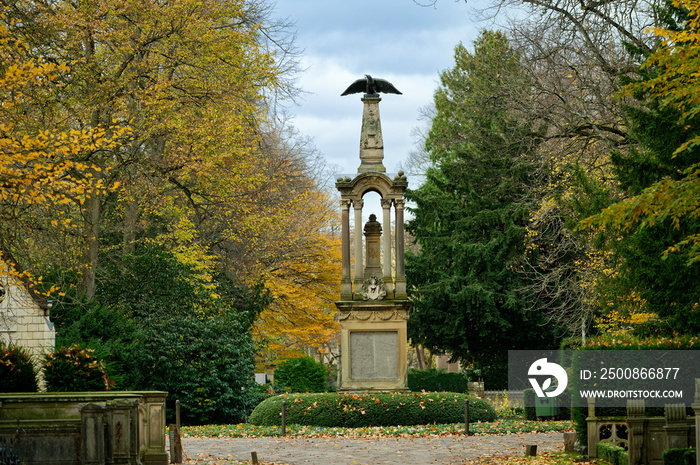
[341, 74, 402, 97]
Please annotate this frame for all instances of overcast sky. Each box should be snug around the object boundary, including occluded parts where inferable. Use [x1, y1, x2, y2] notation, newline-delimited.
[271, 0, 500, 217]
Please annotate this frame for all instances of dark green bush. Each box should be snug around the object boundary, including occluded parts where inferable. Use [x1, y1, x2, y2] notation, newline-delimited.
[43, 344, 112, 391]
[0, 342, 37, 392]
[249, 392, 496, 427]
[274, 356, 328, 393]
[597, 442, 629, 465]
[663, 448, 697, 465]
[49, 248, 271, 425]
[407, 368, 469, 392]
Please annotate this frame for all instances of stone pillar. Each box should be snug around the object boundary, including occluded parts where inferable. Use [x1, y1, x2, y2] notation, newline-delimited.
[665, 403, 690, 449]
[381, 198, 393, 294]
[81, 403, 105, 465]
[341, 200, 352, 299]
[586, 397, 598, 458]
[692, 379, 700, 465]
[138, 392, 168, 465]
[627, 399, 646, 465]
[363, 214, 383, 279]
[394, 199, 406, 298]
[358, 96, 386, 173]
[353, 199, 364, 296]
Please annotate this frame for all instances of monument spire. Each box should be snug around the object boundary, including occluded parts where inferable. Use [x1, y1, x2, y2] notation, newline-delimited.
[341, 74, 402, 174]
[335, 75, 410, 392]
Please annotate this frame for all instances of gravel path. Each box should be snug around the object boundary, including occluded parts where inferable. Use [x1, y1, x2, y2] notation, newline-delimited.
[182, 432, 564, 465]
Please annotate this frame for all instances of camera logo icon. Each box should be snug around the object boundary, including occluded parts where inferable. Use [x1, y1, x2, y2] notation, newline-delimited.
[528, 358, 567, 397]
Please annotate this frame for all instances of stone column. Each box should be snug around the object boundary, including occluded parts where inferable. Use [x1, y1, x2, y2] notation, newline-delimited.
[627, 399, 646, 465]
[586, 397, 598, 458]
[353, 199, 364, 296]
[341, 199, 352, 299]
[363, 214, 383, 279]
[137, 392, 168, 465]
[381, 198, 393, 295]
[664, 403, 690, 449]
[394, 199, 406, 298]
[692, 379, 700, 465]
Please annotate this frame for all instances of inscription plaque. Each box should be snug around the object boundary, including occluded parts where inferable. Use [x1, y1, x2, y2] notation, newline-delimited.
[350, 331, 398, 379]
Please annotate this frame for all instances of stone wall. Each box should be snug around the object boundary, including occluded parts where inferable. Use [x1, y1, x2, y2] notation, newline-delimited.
[0, 391, 168, 465]
[0, 271, 55, 377]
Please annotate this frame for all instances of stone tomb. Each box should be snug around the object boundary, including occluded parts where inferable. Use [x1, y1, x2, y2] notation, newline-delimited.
[335, 92, 410, 392]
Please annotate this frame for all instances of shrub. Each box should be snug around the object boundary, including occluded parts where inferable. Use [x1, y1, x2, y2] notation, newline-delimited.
[664, 448, 697, 465]
[249, 392, 496, 427]
[597, 442, 629, 465]
[407, 368, 469, 392]
[49, 249, 271, 424]
[0, 342, 37, 392]
[273, 356, 328, 393]
[43, 344, 112, 391]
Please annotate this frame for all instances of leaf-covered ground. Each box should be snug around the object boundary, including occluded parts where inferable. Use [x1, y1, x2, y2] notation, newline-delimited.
[182, 419, 573, 439]
[457, 452, 595, 465]
[185, 451, 589, 465]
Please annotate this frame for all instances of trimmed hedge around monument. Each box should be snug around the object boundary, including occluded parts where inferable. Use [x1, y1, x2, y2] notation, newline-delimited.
[249, 392, 496, 427]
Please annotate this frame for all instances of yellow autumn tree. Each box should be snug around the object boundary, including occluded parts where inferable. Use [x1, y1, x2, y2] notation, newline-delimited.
[582, 0, 700, 263]
[2, 0, 295, 297]
[0, 12, 128, 286]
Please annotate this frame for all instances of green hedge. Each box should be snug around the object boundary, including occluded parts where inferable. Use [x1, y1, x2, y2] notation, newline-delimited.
[663, 448, 697, 465]
[273, 357, 328, 393]
[597, 442, 629, 465]
[407, 368, 470, 392]
[249, 392, 496, 427]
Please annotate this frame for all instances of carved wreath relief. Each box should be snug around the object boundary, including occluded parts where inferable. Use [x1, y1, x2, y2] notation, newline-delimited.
[361, 275, 387, 301]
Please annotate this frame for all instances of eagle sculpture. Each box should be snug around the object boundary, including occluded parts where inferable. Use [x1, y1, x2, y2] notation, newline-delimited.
[341, 74, 402, 97]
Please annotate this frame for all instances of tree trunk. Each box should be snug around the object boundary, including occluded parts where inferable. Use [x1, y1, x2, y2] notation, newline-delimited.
[81, 189, 102, 300]
[416, 345, 426, 370]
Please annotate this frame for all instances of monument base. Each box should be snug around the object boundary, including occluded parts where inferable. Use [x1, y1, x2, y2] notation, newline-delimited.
[335, 300, 410, 392]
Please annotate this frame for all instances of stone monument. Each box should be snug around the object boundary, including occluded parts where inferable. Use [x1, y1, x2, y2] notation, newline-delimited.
[336, 76, 410, 392]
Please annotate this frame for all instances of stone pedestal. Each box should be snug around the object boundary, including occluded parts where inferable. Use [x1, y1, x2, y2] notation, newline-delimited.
[336, 300, 410, 392]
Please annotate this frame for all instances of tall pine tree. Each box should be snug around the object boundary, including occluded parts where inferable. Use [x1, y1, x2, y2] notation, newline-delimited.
[406, 31, 560, 388]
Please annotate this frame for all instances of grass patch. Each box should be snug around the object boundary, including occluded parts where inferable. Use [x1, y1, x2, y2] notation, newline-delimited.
[181, 419, 573, 438]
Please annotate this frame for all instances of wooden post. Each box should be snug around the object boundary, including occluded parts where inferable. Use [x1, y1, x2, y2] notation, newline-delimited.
[281, 401, 286, 436]
[251, 451, 259, 465]
[168, 424, 183, 463]
[464, 398, 470, 435]
[176, 400, 181, 430]
[525, 445, 538, 456]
